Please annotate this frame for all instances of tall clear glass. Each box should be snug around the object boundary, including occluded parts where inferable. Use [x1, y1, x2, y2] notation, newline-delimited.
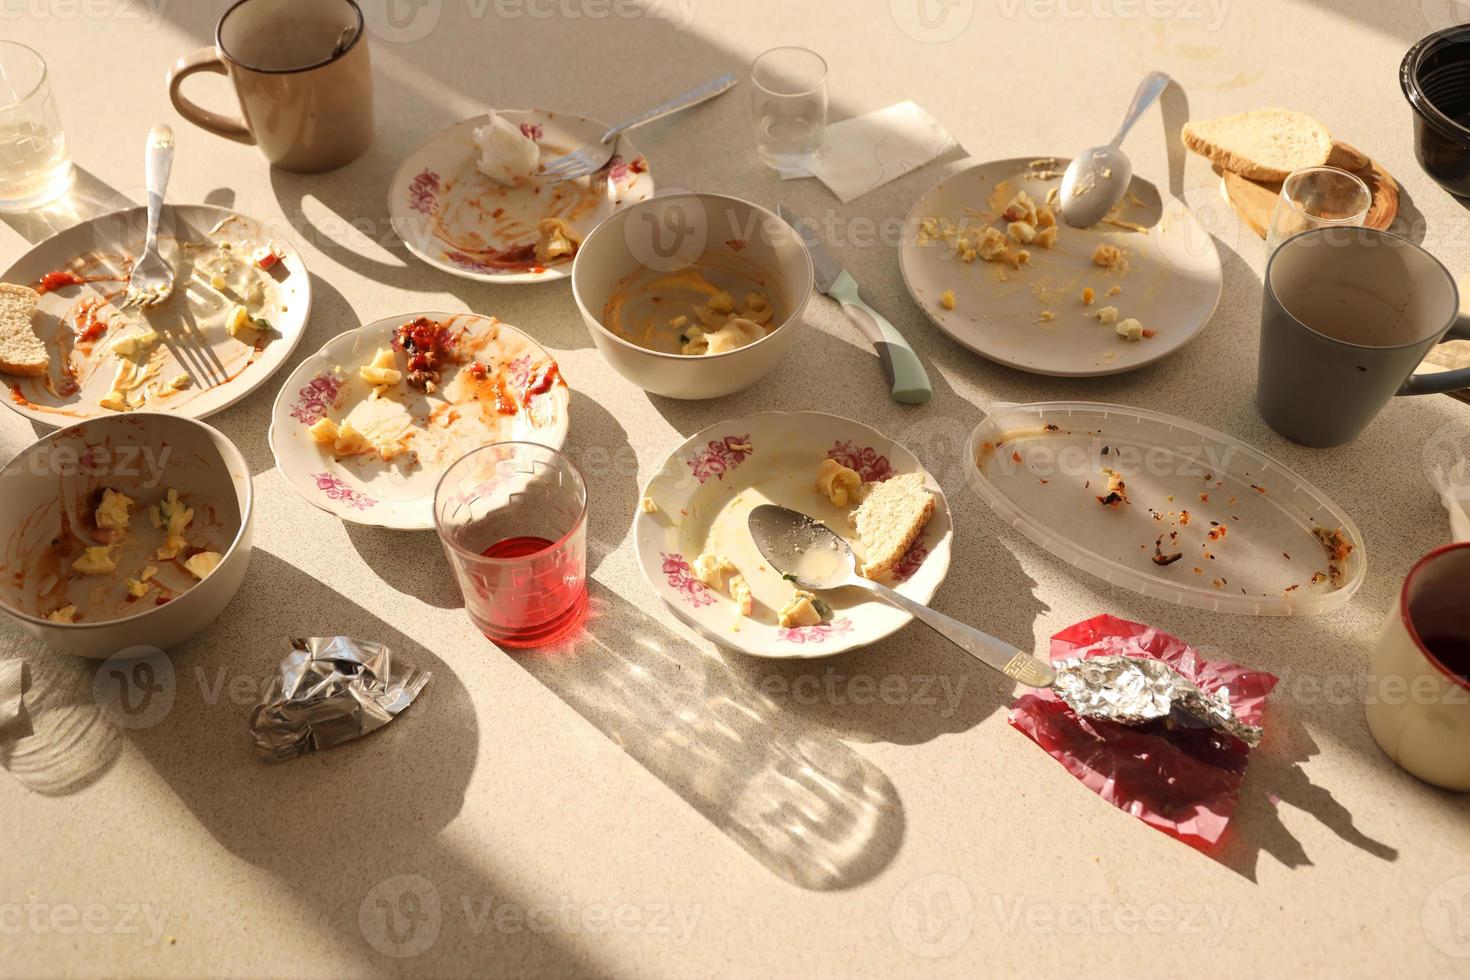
[1265, 166, 1371, 252]
[750, 46, 828, 173]
[0, 42, 73, 212]
[434, 443, 588, 648]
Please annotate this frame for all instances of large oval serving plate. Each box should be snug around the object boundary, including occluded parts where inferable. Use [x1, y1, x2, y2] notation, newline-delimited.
[1, 204, 310, 425]
[389, 109, 654, 284]
[269, 311, 569, 530]
[635, 411, 953, 659]
[900, 157, 1221, 377]
[964, 402, 1366, 616]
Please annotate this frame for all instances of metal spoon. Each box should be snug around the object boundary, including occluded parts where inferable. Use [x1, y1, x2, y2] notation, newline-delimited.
[747, 504, 1264, 745]
[748, 504, 1056, 687]
[1058, 71, 1170, 229]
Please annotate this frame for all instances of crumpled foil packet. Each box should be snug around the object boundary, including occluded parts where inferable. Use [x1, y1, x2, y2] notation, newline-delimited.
[1052, 655, 1264, 747]
[248, 637, 431, 763]
[1009, 615, 1278, 849]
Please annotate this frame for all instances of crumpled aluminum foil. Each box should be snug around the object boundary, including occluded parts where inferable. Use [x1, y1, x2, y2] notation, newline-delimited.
[248, 637, 431, 762]
[1052, 654, 1264, 747]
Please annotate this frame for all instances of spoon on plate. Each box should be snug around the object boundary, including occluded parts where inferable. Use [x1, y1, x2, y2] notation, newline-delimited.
[747, 504, 1264, 745]
[1058, 71, 1170, 229]
[749, 504, 1056, 685]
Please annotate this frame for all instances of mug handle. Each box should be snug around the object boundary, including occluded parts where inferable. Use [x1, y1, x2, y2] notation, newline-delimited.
[167, 48, 254, 145]
[1400, 314, 1470, 396]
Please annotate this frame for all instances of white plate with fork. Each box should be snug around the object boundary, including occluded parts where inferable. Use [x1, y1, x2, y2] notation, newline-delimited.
[388, 109, 656, 285]
[0, 203, 310, 426]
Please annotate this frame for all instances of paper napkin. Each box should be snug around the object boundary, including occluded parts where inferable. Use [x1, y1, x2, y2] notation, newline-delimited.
[782, 101, 960, 203]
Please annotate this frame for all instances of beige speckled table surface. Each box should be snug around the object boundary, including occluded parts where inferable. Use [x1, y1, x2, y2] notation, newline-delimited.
[3, 1, 1470, 977]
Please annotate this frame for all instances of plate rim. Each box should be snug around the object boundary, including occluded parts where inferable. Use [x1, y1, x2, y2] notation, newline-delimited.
[962, 399, 1368, 616]
[897, 156, 1223, 378]
[387, 110, 654, 285]
[633, 409, 955, 659]
[0, 202, 312, 427]
[267, 309, 569, 531]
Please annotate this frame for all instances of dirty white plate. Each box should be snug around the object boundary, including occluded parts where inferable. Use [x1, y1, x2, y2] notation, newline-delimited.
[635, 411, 953, 659]
[268, 311, 570, 529]
[900, 157, 1221, 377]
[0, 204, 310, 425]
[389, 109, 655, 284]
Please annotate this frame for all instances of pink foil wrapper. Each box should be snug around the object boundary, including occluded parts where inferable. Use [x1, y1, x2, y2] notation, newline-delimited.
[1009, 614, 1279, 849]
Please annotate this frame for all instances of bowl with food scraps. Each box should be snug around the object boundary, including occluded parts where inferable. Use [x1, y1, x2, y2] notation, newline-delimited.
[571, 192, 813, 399]
[634, 410, 952, 658]
[0, 412, 253, 658]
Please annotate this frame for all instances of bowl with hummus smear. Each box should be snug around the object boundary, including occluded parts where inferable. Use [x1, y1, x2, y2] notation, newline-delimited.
[571, 192, 813, 399]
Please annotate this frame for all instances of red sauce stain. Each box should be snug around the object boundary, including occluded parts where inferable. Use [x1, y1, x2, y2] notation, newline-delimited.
[522, 363, 562, 402]
[35, 270, 85, 294]
[725, 239, 747, 251]
[8, 384, 27, 405]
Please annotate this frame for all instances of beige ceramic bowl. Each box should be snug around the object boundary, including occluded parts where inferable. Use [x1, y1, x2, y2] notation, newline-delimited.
[0, 413, 253, 659]
[571, 192, 813, 399]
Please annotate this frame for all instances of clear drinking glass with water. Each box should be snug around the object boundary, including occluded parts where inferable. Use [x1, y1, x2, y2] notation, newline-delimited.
[0, 41, 72, 212]
[750, 46, 828, 173]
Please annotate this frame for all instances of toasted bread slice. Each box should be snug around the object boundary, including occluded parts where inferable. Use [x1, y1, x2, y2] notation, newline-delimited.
[0, 283, 47, 377]
[850, 472, 934, 581]
[1182, 109, 1332, 183]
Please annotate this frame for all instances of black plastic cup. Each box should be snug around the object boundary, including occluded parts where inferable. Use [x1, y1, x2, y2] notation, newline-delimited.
[1403, 25, 1470, 198]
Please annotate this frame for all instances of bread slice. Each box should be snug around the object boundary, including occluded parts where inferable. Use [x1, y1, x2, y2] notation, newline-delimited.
[0, 283, 46, 377]
[1181, 109, 1332, 182]
[850, 472, 934, 581]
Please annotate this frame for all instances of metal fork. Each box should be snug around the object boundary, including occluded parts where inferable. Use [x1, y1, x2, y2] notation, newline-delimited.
[120, 124, 176, 310]
[538, 73, 738, 182]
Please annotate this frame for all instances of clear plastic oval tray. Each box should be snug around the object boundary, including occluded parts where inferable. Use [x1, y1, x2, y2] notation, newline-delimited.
[964, 402, 1366, 616]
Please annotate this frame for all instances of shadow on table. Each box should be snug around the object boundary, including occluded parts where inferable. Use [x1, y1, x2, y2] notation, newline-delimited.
[0, 167, 133, 245]
[514, 579, 905, 891]
[0, 631, 120, 795]
[103, 548, 593, 977]
[1212, 716, 1400, 883]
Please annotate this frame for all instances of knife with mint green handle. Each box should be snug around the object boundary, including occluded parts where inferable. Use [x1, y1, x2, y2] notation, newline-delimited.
[779, 204, 932, 405]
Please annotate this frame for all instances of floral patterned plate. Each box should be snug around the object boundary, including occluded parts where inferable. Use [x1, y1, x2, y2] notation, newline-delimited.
[388, 109, 655, 284]
[267, 311, 569, 529]
[634, 411, 953, 660]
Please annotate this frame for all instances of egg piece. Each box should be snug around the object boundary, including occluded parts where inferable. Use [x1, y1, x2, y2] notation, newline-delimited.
[815, 458, 862, 508]
[777, 591, 823, 629]
[183, 551, 223, 580]
[359, 348, 403, 387]
[109, 326, 159, 357]
[95, 488, 135, 531]
[72, 546, 116, 575]
[729, 574, 754, 616]
[692, 553, 737, 591]
[46, 605, 78, 624]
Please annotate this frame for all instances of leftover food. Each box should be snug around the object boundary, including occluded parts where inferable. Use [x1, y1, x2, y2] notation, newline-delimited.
[472, 110, 540, 186]
[849, 472, 935, 581]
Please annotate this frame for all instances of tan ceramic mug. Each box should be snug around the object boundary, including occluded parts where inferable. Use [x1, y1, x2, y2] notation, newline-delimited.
[167, 0, 374, 173]
[1365, 542, 1470, 791]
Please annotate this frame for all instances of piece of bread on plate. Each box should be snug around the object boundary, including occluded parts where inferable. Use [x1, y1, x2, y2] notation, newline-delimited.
[0, 283, 47, 377]
[1181, 109, 1332, 182]
[850, 472, 934, 581]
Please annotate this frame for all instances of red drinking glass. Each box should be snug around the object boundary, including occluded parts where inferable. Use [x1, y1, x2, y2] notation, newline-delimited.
[433, 442, 587, 647]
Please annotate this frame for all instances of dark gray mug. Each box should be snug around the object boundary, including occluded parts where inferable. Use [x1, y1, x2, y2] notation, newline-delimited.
[1259, 227, 1470, 447]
